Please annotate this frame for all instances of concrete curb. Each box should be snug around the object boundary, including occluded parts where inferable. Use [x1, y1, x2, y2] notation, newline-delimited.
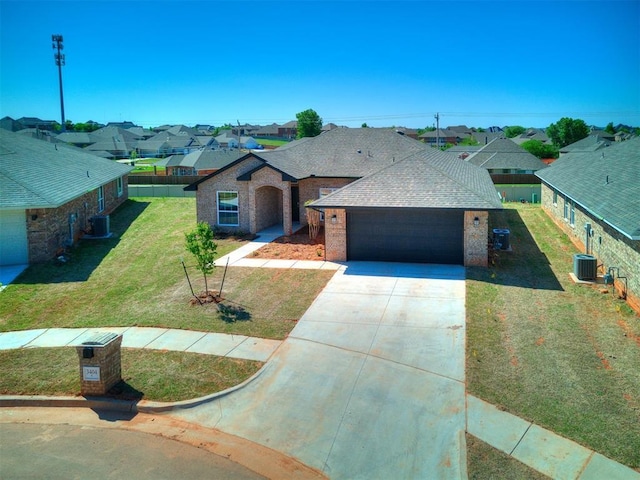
[0, 359, 273, 414]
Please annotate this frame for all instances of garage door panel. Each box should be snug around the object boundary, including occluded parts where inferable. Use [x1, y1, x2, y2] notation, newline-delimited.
[347, 209, 463, 264]
[0, 210, 28, 266]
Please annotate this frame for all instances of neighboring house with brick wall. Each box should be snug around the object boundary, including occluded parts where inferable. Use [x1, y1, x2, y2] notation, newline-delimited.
[159, 149, 243, 176]
[536, 137, 640, 312]
[186, 128, 502, 266]
[0, 129, 132, 266]
[466, 138, 549, 203]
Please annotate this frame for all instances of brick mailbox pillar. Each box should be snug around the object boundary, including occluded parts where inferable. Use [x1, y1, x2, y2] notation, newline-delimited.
[76, 332, 123, 396]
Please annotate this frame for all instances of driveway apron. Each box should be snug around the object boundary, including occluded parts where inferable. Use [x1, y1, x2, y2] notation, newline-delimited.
[170, 262, 466, 479]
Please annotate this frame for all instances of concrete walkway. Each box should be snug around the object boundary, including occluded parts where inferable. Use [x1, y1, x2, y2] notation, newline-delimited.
[0, 327, 281, 363]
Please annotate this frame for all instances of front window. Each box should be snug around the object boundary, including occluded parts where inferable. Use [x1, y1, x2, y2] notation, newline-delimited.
[570, 202, 575, 226]
[553, 190, 558, 206]
[563, 196, 569, 220]
[98, 185, 105, 212]
[217, 191, 238, 226]
[116, 177, 123, 197]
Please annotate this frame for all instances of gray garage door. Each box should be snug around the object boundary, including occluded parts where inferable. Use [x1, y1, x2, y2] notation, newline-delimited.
[0, 209, 28, 266]
[347, 208, 464, 264]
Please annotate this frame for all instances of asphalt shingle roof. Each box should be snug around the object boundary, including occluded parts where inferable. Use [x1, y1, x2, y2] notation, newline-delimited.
[181, 149, 243, 170]
[310, 149, 503, 210]
[466, 138, 548, 171]
[258, 127, 430, 179]
[559, 134, 612, 153]
[0, 129, 133, 209]
[536, 137, 640, 239]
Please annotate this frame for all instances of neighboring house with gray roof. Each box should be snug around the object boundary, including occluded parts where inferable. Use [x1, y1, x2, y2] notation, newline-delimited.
[56, 131, 94, 147]
[511, 128, 551, 146]
[559, 134, 613, 156]
[253, 123, 280, 137]
[466, 138, 548, 174]
[0, 129, 132, 266]
[136, 131, 213, 158]
[0, 116, 26, 132]
[169, 149, 243, 176]
[466, 138, 548, 202]
[186, 128, 502, 266]
[419, 128, 460, 147]
[16, 117, 58, 131]
[471, 130, 505, 145]
[536, 137, 640, 312]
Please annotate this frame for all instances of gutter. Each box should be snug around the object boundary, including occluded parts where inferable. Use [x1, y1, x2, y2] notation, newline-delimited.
[539, 180, 638, 241]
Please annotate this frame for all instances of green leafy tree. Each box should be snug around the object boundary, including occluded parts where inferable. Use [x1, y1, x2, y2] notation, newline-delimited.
[521, 139, 559, 159]
[185, 222, 218, 295]
[604, 122, 616, 135]
[361, 122, 369, 128]
[296, 109, 322, 138]
[504, 126, 526, 138]
[546, 117, 589, 148]
[459, 136, 479, 146]
[417, 126, 435, 135]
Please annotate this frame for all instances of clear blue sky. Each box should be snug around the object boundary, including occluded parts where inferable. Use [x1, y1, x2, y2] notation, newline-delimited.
[1, 0, 638, 129]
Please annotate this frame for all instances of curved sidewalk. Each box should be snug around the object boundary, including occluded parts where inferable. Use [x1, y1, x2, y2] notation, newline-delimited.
[0, 327, 281, 363]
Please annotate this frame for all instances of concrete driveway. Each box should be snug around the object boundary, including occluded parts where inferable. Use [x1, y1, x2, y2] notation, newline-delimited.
[171, 262, 466, 479]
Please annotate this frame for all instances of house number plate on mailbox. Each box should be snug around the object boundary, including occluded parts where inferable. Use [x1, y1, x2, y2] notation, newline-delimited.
[83, 366, 100, 381]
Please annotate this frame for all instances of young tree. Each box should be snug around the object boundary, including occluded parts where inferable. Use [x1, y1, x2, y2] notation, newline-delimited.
[546, 117, 589, 148]
[504, 126, 526, 138]
[185, 222, 218, 295]
[296, 109, 322, 138]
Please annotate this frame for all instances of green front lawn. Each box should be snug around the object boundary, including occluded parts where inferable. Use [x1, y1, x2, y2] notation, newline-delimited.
[0, 198, 334, 339]
[0, 197, 333, 401]
[467, 203, 640, 469]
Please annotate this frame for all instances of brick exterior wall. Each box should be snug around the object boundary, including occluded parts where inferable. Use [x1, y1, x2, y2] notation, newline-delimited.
[324, 208, 347, 261]
[541, 183, 640, 312]
[195, 157, 262, 233]
[196, 159, 355, 236]
[249, 168, 289, 234]
[25, 176, 129, 263]
[298, 178, 354, 227]
[76, 334, 122, 396]
[464, 211, 489, 267]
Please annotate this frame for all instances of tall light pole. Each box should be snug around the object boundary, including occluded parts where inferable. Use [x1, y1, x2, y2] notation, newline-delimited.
[52, 34, 66, 132]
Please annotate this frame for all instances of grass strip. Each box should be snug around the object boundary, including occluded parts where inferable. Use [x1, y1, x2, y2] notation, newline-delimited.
[0, 347, 262, 402]
[467, 203, 640, 469]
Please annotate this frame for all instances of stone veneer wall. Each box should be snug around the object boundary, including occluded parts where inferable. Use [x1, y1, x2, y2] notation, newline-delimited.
[464, 211, 489, 267]
[324, 208, 347, 261]
[541, 183, 640, 312]
[25, 177, 128, 263]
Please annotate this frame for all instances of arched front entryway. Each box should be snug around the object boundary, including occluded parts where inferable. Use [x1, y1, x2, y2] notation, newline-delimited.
[254, 185, 284, 233]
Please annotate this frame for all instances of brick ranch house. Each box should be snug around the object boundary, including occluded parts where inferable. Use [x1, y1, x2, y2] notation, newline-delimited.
[0, 129, 132, 266]
[536, 137, 640, 312]
[186, 128, 502, 266]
